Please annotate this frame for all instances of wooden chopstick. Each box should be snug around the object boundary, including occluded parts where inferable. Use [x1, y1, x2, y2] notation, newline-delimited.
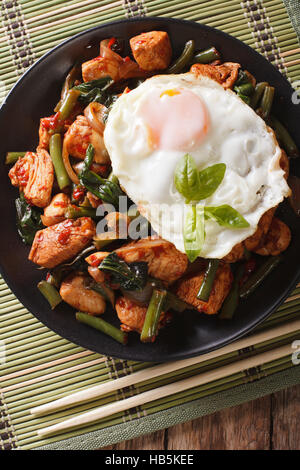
[37, 343, 293, 437]
[31, 319, 300, 417]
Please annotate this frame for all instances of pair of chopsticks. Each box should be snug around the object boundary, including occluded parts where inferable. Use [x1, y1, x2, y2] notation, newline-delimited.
[31, 319, 300, 437]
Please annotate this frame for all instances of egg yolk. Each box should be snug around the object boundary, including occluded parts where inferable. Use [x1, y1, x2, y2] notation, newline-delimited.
[140, 88, 209, 151]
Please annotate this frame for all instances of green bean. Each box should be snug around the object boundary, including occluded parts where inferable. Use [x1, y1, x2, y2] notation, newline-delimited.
[140, 289, 167, 343]
[58, 89, 80, 121]
[38, 281, 62, 309]
[76, 312, 128, 345]
[219, 265, 244, 320]
[197, 259, 220, 302]
[270, 115, 299, 157]
[65, 205, 97, 219]
[237, 93, 251, 105]
[259, 85, 274, 120]
[5, 151, 26, 165]
[93, 236, 116, 250]
[165, 292, 191, 312]
[107, 172, 119, 185]
[167, 40, 195, 74]
[239, 256, 281, 299]
[250, 82, 268, 109]
[49, 134, 71, 190]
[192, 46, 221, 64]
[235, 69, 251, 86]
[234, 83, 254, 96]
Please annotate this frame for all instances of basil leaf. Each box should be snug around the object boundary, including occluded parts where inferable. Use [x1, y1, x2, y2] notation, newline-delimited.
[174, 154, 200, 203]
[183, 205, 205, 262]
[197, 163, 226, 200]
[15, 192, 43, 245]
[205, 205, 250, 228]
[99, 252, 148, 291]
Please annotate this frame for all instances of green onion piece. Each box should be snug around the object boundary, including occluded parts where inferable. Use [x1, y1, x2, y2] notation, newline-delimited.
[234, 83, 254, 96]
[250, 82, 268, 109]
[65, 205, 97, 219]
[76, 312, 128, 345]
[239, 256, 281, 299]
[197, 259, 220, 302]
[49, 134, 71, 190]
[260, 85, 274, 120]
[192, 46, 221, 64]
[93, 236, 116, 250]
[165, 292, 191, 312]
[5, 151, 26, 165]
[107, 172, 119, 185]
[270, 115, 299, 158]
[140, 289, 167, 343]
[237, 93, 251, 105]
[38, 281, 62, 309]
[167, 40, 195, 74]
[219, 265, 244, 320]
[59, 89, 80, 121]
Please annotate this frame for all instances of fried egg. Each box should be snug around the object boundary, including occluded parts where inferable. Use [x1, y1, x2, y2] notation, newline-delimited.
[104, 73, 290, 259]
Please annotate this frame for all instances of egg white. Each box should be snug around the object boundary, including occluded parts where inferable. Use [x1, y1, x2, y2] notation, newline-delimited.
[104, 73, 290, 259]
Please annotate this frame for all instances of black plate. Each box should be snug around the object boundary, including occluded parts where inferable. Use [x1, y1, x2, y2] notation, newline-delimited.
[0, 17, 299, 362]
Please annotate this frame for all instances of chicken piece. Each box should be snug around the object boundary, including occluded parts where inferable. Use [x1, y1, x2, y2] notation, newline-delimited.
[244, 207, 276, 252]
[130, 31, 172, 71]
[29, 217, 95, 268]
[38, 118, 50, 150]
[9, 149, 54, 208]
[64, 115, 109, 164]
[280, 149, 289, 180]
[82, 56, 120, 82]
[222, 242, 244, 263]
[115, 296, 166, 333]
[175, 263, 233, 314]
[85, 237, 188, 283]
[190, 62, 240, 89]
[87, 266, 106, 284]
[60, 273, 106, 315]
[86, 191, 102, 208]
[41, 193, 70, 227]
[82, 43, 144, 83]
[254, 217, 291, 256]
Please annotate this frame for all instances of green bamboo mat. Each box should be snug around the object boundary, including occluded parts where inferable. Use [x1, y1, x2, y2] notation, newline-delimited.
[1, 0, 300, 451]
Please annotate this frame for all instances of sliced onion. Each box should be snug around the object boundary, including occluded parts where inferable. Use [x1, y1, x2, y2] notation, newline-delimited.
[84, 102, 106, 135]
[121, 282, 154, 307]
[100, 39, 123, 63]
[62, 139, 79, 184]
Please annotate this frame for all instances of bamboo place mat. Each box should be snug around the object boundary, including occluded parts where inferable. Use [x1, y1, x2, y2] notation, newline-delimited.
[1, 0, 300, 451]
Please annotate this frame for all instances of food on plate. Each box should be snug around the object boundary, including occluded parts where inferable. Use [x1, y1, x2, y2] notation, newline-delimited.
[6, 30, 298, 344]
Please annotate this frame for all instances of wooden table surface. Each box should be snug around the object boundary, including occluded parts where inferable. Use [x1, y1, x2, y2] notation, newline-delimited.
[104, 384, 300, 450]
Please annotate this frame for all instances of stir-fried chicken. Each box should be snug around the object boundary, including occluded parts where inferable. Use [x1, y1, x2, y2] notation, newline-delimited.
[29, 217, 95, 268]
[254, 217, 291, 256]
[60, 273, 106, 315]
[222, 242, 244, 263]
[130, 31, 172, 71]
[9, 149, 54, 208]
[244, 207, 276, 252]
[86, 237, 188, 284]
[64, 115, 109, 163]
[115, 296, 167, 333]
[41, 193, 70, 227]
[175, 263, 233, 314]
[190, 62, 240, 89]
[82, 39, 145, 83]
